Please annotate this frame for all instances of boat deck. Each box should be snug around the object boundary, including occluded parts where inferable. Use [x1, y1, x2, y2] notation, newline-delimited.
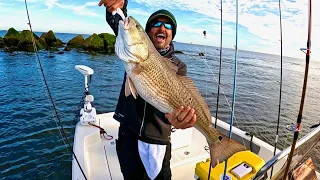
[72, 112, 320, 180]
[72, 112, 211, 180]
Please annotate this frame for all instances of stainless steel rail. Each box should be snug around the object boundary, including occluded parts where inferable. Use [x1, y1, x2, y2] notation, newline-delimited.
[253, 125, 320, 180]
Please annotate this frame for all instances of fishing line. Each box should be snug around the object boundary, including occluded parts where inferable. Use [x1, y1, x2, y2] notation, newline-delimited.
[205, 33, 208, 103]
[24, 0, 87, 179]
[223, 0, 239, 178]
[215, 0, 223, 130]
[283, 0, 312, 178]
[208, 0, 223, 178]
[182, 30, 247, 148]
[270, 0, 283, 177]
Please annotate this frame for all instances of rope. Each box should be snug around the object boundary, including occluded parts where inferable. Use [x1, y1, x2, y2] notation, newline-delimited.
[88, 122, 113, 140]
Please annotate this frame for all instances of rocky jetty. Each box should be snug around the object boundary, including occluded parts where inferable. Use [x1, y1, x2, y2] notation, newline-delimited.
[0, 36, 5, 48]
[4, 28, 21, 48]
[18, 30, 44, 52]
[40, 30, 63, 50]
[83, 33, 104, 52]
[0, 28, 116, 54]
[64, 32, 116, 54]
[66, 35, 85, 50]
[98, 33, 116, 54]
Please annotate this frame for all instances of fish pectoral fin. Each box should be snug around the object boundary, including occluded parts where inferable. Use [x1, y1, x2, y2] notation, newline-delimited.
[124, 76, 131, 97]
[209, 133, 247, 165]
[132, 63, 142, 75]
[125, 76, 138, 99]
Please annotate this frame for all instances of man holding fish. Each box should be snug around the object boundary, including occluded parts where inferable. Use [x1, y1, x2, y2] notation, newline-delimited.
[98, 0, 246, 179]
[99, 0, 197, 179]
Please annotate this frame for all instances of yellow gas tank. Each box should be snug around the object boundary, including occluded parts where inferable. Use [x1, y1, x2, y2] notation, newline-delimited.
[195, 150, 265, 180]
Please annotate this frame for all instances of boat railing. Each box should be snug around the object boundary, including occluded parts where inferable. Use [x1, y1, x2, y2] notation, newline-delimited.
[253, 125, 320, 180]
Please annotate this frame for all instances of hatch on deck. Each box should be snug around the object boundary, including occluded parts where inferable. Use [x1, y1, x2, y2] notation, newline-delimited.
[195, 150, 265, 180]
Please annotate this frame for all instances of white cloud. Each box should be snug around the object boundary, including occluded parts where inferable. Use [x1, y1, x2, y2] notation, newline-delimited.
[42, 0, 98, 17]
[0, 8, 112, 35]
[131, 0, 320, 59]
[16, 0, 41, 2]
[84, 2, 99, 6]
[3, 0, 320, 59]
[0, 1, 108, 35]
[128, 8, 151, 17]
[0, 2, 14, 6]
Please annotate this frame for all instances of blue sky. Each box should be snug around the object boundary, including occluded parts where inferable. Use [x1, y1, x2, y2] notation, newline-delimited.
[0, 0, 319, 59]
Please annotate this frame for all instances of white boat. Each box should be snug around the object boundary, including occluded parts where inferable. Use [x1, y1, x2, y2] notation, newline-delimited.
[72, 65, 320, 180]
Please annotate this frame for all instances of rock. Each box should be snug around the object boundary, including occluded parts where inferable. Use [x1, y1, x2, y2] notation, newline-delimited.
[18, 30, 44, 52]
[40, 30, 64, 50]
[64, 46, 71, 51]
[4, 27, 21, 47]
[0, 36, 5, 48]
[40, 32, 47, 39]
[49, 47, 59, 51]
[67, 35, 85, 49]
[40, 30, 57, 47]
[57, 38, 64, 45]
[199, 52, 204, 56]
[98, 33, 116, 54]
[174, 50, 183, 54]
[83, 33, 104, 52]
[52, 38, 63, 48]
[33, 33, 40, 40]
[46, 30, 57, 47]
[38, 37, 48, 49]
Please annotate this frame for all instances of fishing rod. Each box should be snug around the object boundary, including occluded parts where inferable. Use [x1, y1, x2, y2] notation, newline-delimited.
[208, 0, 223, 179]
[283, 0, 312, 178]
[222, 0, 239, 179]
[270, 0, 283, 177]
[23, 0, 87, 179]
[215, 0, 223, 130]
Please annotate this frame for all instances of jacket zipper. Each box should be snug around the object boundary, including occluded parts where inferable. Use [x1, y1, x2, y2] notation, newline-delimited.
[139, 102, 147, 136]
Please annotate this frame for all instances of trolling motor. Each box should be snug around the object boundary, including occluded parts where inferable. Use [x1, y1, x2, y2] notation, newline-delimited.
[75, 65, 97, 125]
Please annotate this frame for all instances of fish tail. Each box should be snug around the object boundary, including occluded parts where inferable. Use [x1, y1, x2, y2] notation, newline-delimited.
[209, 133, 247, 167]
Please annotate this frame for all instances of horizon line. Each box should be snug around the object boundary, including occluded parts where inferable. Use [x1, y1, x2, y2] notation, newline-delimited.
[0, 29, 306, 60]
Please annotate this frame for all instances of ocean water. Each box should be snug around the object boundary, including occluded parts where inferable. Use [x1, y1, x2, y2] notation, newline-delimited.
[0, 31, 319, 179]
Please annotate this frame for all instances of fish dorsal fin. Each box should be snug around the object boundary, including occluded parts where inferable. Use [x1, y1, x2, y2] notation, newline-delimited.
[162, 58, 178, 73]
[177, 75, 211, 121]
[125, 76, 138, 99]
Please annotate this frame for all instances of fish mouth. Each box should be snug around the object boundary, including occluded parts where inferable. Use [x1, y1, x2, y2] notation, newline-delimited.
[119, 17, 143, 47]
[116, 17, 141, 63]
[123, 17, 130, 30]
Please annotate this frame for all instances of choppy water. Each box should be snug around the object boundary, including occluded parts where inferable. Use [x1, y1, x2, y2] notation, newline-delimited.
[0, 32, 319, 179]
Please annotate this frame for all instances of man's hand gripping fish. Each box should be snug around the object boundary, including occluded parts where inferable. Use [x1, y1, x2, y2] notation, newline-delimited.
[115, 16, 247, 167]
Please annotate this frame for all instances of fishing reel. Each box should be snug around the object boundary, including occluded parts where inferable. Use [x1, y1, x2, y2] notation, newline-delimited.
[75, 65, 97, 125]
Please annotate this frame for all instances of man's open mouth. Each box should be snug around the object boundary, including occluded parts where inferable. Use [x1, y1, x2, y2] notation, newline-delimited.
[156, 33, 166, 41]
